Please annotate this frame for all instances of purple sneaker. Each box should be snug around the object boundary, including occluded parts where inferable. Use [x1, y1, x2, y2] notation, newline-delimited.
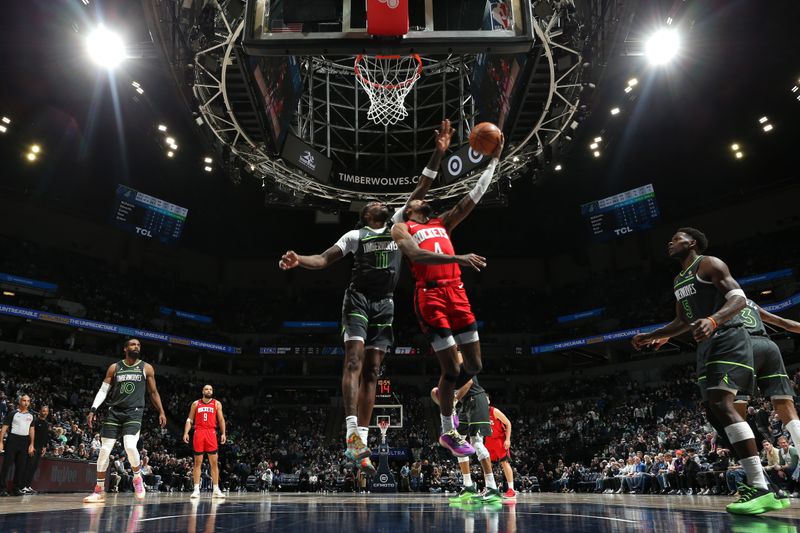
[439, 429, 475, 457]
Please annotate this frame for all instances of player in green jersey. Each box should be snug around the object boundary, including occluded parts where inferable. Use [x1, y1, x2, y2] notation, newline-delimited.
[83, 338, 166, 503]
[633, 227, 785, 516]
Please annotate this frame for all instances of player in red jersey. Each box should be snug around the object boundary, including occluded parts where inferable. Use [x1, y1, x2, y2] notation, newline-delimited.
[183, 385, 227, 499]
[484, 400, 516, 499]
[392, 135, 503, 457]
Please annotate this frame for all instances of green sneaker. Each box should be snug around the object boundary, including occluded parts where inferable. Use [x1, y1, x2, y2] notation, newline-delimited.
[478, 487, 503, 505]
[449, 484, 478, 503]
[726, 484, 786, 515]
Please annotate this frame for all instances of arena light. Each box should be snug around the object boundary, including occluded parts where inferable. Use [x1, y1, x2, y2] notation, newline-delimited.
[131, 81, 140, 88]
[624, 86, 633, 94]
[735, 151, 744, 159]
[645, 28, 680, 65]
[610, 107, 620, 116]
[1, 116, 10, 124]
[762, 124, 773, 132]
[627, 78, 638, 87]
[593, 150, 601, 158]
[730, 143, 740, 151]
[512, 156, 520, 163]
[169, 143, 178, 150]
[204, 166, 213, 172]
[157, 124, 167, 132]
[203, 156, 213, 164]
[589, 142, 599, 150]
[86, 25, 125, 69]
[758, 116, 768, 124]
[594, 136, 602, 143]
[554, 164, 563, 171]
[135, 87, 144, 95]
[166, 150, 174, 158]
[30, 144, 41, 154]
[0, 125, 6, 134]
[165, 136, 175, 145]
[2, 291, 14, 297]
[26, 152, 37, 161]
[761, 290, 773, 296]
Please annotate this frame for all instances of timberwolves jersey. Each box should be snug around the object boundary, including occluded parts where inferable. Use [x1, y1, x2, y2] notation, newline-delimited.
[107, 359, 147, 409]
[349, 225, 402, 296]
[463, 374, 486, 400]
[673, 255, 742, 327]
[741, 299, 767, 336]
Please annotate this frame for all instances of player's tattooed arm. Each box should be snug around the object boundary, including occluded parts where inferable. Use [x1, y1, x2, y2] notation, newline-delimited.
[391, 223, 487, 271]
[145, 363, 167, 428]
[757, 305, 800, 334]
[279, 245, 344, 270]
[632, 302, 690, 350]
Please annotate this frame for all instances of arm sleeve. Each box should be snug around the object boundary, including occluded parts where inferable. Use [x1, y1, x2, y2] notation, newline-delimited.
[391, 206, 406, 224]
[91, 382, 111, 410]
[334, 230, 360, 256]
[468, 158, 498, 203]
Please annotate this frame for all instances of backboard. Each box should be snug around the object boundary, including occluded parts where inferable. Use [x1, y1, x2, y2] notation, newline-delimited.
[243, 0, 535, 56]
[370, 404, 403, 429]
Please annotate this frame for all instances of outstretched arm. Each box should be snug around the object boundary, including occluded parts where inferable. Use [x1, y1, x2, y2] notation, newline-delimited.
[691, 256, 746, 342]
[631, 303, 690, 350]
[757, 306, 800, 334]
[279, 245, 344, 271]
[440, 135, 504, 233]
[145, 363, 167, 428]
[391, 223, 486, 271]
[391, 119, 456, 223]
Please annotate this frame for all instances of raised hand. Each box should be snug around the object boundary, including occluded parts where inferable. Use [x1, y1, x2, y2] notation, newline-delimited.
[455, 253, 487, 272]
[434, 119, 455, 153]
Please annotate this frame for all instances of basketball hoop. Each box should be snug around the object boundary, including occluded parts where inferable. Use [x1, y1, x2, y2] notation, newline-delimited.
[355, 54, 423, 126]
[378, 418, 391, 444]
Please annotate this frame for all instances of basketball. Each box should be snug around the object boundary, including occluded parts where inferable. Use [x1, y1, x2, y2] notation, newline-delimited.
[469, 122, 502, 156]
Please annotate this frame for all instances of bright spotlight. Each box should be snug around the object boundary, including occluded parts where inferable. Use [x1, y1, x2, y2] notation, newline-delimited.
[169, 143, 178, 150]
[86, 26, 125, 69]
[204, 166, 213, 172]
[165, 137, 175, 145]
[758, 116, 768, 124]
[135, 87, 144, 95]
[167, 151, 174, 158]
[1, 117, 10, 124]
[730, 143, 740, 151]
[204, 157, 213, 164]
[610, 107, 620, 115]
[590, 142, 599, 150]
[624, 86, 633, 94]
[26, 153, 37, 161]
[157, 124, 167, 132]
[593, 151, 601, 158]
[627, 78, 638, 87]
[0, 125, 6, 134]
[554, 164, 563, 171]
[645, 28, 680, 65]
[762, 124, 773, 132]
[594, 136, 602, 143]
[735, 151, 743, 159]
[31, 144, 41, 154]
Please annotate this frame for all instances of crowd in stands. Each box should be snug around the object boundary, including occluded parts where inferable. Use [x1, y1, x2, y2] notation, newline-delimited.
[3, 346, 800, 498]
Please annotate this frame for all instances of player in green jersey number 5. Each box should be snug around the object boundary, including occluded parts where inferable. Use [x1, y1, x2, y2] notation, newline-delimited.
[83, 338, 167, 503]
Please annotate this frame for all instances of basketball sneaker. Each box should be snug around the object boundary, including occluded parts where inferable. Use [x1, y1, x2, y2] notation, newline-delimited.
[357, 456, 376, 476]
[345, 433, 372, 461]
[449, 484, 478, 504]
[83, 484, 106, 503]
[212, 487, 226, 498]
[503, 488, 517, 500]
[133, 474, 146, 501]
[478, 487, 503, 505]
[439, 430, 475, 457]
[190, 487, 201, 499]
[726, 483, 785, 515]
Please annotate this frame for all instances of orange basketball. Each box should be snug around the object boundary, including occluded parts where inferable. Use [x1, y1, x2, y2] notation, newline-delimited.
[469, 122, 502, 156]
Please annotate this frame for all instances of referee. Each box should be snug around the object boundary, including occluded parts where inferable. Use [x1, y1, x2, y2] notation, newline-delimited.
[0, 394, 36, 496]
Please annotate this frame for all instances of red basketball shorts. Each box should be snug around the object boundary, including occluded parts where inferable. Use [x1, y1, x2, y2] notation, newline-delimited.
[414, 282, 476, 335]
[193, 429, 218, 454]
[486, 439, 510, 463]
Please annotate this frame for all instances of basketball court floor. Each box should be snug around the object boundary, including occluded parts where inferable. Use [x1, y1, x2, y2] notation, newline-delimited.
[0, 493, 796, 532]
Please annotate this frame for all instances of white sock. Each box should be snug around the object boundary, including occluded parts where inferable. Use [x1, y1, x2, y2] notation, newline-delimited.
[786, 419, 800, 448]
[507, 481, 514, 490]
[213, 484, 220, 491]
[462, 473, 473, 487]
[485, 473, 497, 490]
[358, 426, 369, 445]
[194, 484, 200, 490]
[441, 414, 454, 432]
[739, 456, 769, 490]
[345, 416, 358, 439]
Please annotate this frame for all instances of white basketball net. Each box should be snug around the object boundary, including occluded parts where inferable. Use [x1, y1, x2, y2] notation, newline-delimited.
[355, 54, 422, 126]
[378, 419, 390, 439]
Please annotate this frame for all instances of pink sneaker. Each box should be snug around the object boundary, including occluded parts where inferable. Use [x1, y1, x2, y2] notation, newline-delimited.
[438, 430, 475, 457]
[133, 474, 146, 500]
[503, 488, 518, 500]
[83, 484, 106, 503]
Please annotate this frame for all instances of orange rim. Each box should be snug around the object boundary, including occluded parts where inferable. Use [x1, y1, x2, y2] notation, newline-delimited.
[354, 53, 423, 90]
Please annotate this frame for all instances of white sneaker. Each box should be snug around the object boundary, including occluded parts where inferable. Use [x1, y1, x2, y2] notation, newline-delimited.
[83, 485, 106, 503]
[212, 488, 226, 498]
[133, 475, 146, 501]
[190, 489, 201, 499]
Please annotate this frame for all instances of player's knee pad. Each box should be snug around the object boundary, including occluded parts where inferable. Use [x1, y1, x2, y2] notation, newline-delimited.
[97, 438, 115, 472]
[457, 456, 470, 464]
[431, 333, 456, 352]
[454, 330, 479, 346]
[471, 435, 490, 461]
[123, 433, 141, 467]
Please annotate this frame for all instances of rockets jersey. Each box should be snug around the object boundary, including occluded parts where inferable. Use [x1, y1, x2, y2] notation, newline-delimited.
[194, 399, 218, 431]
[405, 218, 460, 282]
[487, 407, 507, 442]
